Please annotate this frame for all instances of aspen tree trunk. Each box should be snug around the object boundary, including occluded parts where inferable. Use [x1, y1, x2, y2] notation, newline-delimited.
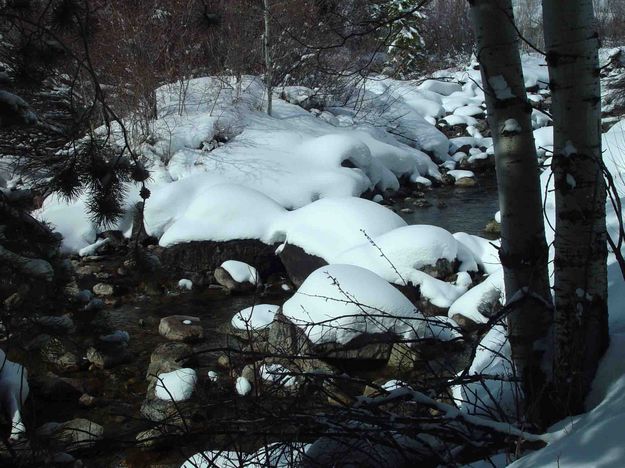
[263, 0, 273, 116]
[543, 0, 608, 417]
[468, 0, 552, 425]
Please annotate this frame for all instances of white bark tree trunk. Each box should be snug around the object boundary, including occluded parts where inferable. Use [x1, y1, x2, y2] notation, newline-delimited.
[263, 0, 273, 116]
[543, 0, 608, 417]
[468, 0, 552, 424]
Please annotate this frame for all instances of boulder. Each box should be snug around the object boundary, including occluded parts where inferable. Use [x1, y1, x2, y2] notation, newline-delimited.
[214, 266, 255, 293]
[159, 239, 284, 282]
[158, 315, 204, 342]
[266, 312, 313, 357]
[36, 418, 103, 452]
[86, 345, 133, 369]
[92, 283, 114, 297]
[40, 337, 81, 373]
[277, 243, 327, 288]
[146, 342, 195, 381]
[455, 177, 477, 187]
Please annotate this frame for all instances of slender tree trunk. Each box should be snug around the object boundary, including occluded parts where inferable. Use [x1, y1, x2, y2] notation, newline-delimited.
[263, 0, 273, 116]
[468, 0, 552, 425]
[543, 0, 608, 417]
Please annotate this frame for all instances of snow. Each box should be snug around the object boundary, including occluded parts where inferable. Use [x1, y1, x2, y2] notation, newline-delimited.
[454, 105, 484, 117]
[236, 376, 252, 396]
[282, 264, 425, 345]
[452, 324, 519, 419]
[447, 170, 475, 181]
[221, 260, 260, 286]
[448, 269, 504, 324]
[259, 364, 297, 388]
[78, 238, 110, 257]
[0, 349, 29, 439]
[273, 197, 406, 262]
[154, 184, 286, 246]
[418, 80, 462, 96]
[454, 233, 501, 274]
[334, 225, 459, 280]
[207, 371, 218, 382]
[178, 279, 193, 290]
[502, 119, 521, 134]
[231, 304, 279, 331]
[154, 368, 197, 402]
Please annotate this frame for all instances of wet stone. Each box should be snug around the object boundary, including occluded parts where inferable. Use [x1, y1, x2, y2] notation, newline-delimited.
[158, 315, 204, 342]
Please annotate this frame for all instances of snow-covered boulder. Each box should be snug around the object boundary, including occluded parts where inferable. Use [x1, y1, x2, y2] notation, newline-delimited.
[448, 269, 503, 331]
[274, 197, 406, 285]
[281, 264, 425, 355]
[334, 225, 459, 282]
[230, 304, 280, 340]
[214, 260, 261, 292]
[155, 368, 197, 402]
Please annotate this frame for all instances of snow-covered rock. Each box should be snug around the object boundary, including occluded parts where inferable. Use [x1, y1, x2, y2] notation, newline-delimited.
[154, 368, 197, 402]
[282, 264, 424, 345]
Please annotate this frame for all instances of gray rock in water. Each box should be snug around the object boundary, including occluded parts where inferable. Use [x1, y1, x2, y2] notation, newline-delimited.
[40, 337, 81, 372]
[158, 315, 204, 342]
[86, 345, 133, 369]
[92, 283, 114, 297]
[34, 314, 75, 334]
[36, 418, 103, 452]
[146, 342, 195, 381]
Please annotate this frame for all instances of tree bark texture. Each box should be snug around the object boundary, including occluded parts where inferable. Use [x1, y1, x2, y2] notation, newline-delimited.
[468, 0, 552, 425]
[543, 0, 609, 417]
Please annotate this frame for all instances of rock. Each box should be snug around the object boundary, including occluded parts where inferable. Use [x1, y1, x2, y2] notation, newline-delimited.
[277, 243, 327, 288]
[32, 372, 82, 401]
[86, 345, 133, 369]
[313, 333, 395, 363]
[450, 313, 483, 334]
[158, 316, 204, 342]
[267, 312, 313, 357]
[160, 239, 284, 281]
[78, 394, 96, 408]
[386, 342, 418, 372]
[34, 314, 75, 334]
[217, 354, 232, 369]
[140, 380, 198, 423]
[455, 177, 477, 187]
[214, 266, 255, 293]
[40, 338, 81, 372]
[484, 219, 501, 236]
[146, 342, 195, 381]
[84, 298, 104, 312]
[136, 427, 182, 449]
[37, 419, 103, 452]
[92, 283, 114, 297]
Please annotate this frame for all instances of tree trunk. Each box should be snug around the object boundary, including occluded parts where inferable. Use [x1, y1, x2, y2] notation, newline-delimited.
[263, 0, 273, 116]
[468, 0, 552, 425]
[543, 0, 608, 417]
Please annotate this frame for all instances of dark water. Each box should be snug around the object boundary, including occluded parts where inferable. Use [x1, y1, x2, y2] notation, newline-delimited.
[397, 176, 500, 238]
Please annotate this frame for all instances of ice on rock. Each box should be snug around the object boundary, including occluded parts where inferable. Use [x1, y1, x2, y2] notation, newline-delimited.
[155, 368, 197, 402]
